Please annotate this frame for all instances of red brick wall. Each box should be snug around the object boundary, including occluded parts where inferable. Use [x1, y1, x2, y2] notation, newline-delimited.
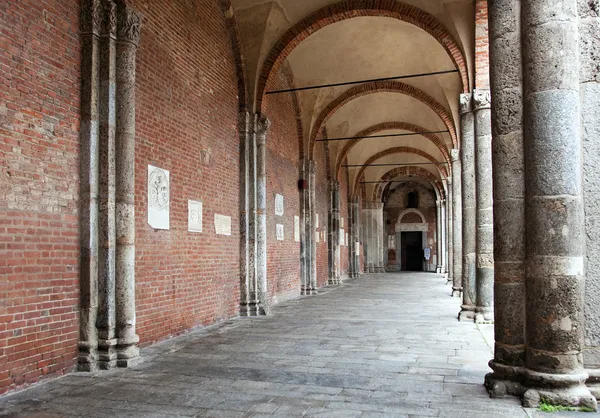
[314, 142, 329, 288]
[263, 69, 301, 304]
[0, 0, 81, 393]
[130, 0, 241, 343]
[475, 0, 490, 89]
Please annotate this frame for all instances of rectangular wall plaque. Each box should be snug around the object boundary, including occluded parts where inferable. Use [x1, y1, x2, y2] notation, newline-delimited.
[316, 231, 320, 243]
[316, 214, 319, 228]
[276, 224, 284, 241]
[346, 232, 349, 246]
[340, 217, 344, 228]
[214, 214, 232, 236]
[275, 194, 284, 216]
[339, 229, 345, 246]
[188, 200, 203, 233]
[294, 216, 300, 242]
[148, 165, 170, 230]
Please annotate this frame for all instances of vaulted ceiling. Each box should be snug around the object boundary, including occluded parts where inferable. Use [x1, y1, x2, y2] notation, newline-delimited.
[230, 0, 476, 202]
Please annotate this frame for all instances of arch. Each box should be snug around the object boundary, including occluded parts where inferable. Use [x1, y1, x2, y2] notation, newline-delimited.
[255, 0, 470, 110]
[311, 81, 458, 158]
[220, 0, 248, 112]
[373, 166, 443, 201]
[398, 208, 426, 224]
[351, 146, 448, 196]
[336, 122, 451, 180]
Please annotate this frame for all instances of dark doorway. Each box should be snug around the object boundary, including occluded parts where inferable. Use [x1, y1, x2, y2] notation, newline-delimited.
[401, 231, 423, 271]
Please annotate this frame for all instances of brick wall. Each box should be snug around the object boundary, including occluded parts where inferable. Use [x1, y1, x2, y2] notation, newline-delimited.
[0, 0, 81, 393]
[130, 0, 242, 344]
[475, 0, 490, 89]
[263, 69, 301, 304]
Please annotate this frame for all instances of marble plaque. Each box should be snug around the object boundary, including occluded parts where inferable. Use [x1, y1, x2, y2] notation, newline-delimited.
[188, 200, 203, 233]
[148, 165, 170, 230]
[275, 194, 284, 216]
[316, 231, 320, 243]
[355, 245, 360, 256]
[346, 232, 349, 246]
[294, 216, 300, 242]
[323, 230, 327, 243]
[339, 229, 345, 246]
[276, 224, 284, 241]
[316, 214, 319, 228]
[340, 217, 344, 228]
[214, 214, 232, 236]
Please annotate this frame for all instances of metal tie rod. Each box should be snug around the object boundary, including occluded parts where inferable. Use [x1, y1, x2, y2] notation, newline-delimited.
[317, 130, 449, 142]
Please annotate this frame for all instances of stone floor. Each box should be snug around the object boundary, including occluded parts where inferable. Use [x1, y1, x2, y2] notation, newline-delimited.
[0, 273, 595, 417]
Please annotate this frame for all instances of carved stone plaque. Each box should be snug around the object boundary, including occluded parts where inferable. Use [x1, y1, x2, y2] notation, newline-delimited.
[316, 231, 320, 243]
[294, 216, 300, 242]
[340, 217, 344, 228]
[214, 214, 231, 236]
[316, 214, 319, 228]
[276, 224, 284, 241]
[148, 165, 170, 230]
[188, 200, 203, 233]
[346, 232, 349, 246]
[339, 229, 345, 246]
[275, 194, 284, 216]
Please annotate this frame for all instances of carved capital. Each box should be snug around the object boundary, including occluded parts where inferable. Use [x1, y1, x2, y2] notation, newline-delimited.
[308, 160, 316, 175]
[459, 93, 472, 115]
[117, 3, 141, 46]
[101, 0, 117, 38]
[451, 148, 460, 162]
[473, 89, 491, 110]
[255, 116, 271, 142]
[81, 0, 103, 35]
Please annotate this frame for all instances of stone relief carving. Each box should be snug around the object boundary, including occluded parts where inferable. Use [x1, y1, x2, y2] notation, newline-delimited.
[117, 4, 141, 46]
[101, 0, 117, 37]
[275, 194, 284, 216]
[459, 92, 472, 115]
[147, 165, 169, 230]
[214, 214, 232, 236]
[188, 200, 202, 233]
[451, 148, 460, 162]
[81, 0, 103, 35]
[276, 224, 284, 241]
[473, 89, 492, 110]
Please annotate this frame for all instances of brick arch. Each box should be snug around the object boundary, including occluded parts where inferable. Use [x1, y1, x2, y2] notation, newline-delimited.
[311, 81, 458, 159]
[352, 147, 448, 196]
[335, 122, 452, 180]
[220, 0, 248, 112]
[398, 208, 427, 224]
[373, 166, 443, 201]
[255, 0, 469, 111]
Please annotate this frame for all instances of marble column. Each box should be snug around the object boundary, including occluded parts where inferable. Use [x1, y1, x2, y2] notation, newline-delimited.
[114, 2, 141, 366]
[521, 0, 595, 408]
[451, 149, 463, 298]
[97, 0, 117, 370]
[375, 202, 385, 272]
[78, 0, 101, 372]
[328, 181, 341, 285]
[441, 198, 447, 278]
[350, 196, 360, 279]
[361, 205, 371, 273]
[436, 200, 442, 274]
[447, 178, 454, 284]
[255, 117, 270, 313]
[301, 161, 310, 294]
[473, 89, 494, 324]
[579, 0, 600, 400]
[485, 0, 526, 397]
[459, 93, 477, 321]
[239, 112, 260, 316]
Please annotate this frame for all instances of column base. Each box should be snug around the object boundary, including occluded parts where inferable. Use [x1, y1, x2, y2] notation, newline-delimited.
[475, 307, 494, 324]
[301, 286, 318, 295]
[77, 341, 98, 372]
[374, 266, 385, 273]
[522, 369, 597, 411]
[116, 340, 141, 368]
[451, 287, 462, 298]
[98, 337, 118, 370]
[485, 361, 526, 398]
[327, 278, 341, 286]
[458, 305, 475, 322]
[240, 300, 267, 317]
[587, 369, 600, 400]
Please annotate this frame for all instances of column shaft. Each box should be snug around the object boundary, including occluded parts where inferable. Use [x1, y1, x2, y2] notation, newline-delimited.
[97, 0, 117, 369]
[451, 150, 463, 297]
[114, 3, 141, 365]
[522, 0, 595, 408]
[447, 178, 454, 284]
[473, 89, 494, 323]
[255, 117, 270, 313]
[485, 0, 526, 397]
[78, 0, 101, 372]
[436, 200, 442, 274]
[459, 93, 476, 321]
[309, 161, 317, 292]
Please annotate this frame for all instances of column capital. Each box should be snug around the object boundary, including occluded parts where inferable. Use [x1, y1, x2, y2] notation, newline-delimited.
[117, 2, 142, 46]
[473, 89, 491, 111]
[459, 92, 473, 115]
[255, 116, 271, 145]
[81, 0, 103, 36]
[451, 148, 460, 162]
[100, 0, 117, 38]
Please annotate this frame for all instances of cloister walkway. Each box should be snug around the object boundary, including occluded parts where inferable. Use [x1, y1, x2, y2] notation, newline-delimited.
[0, 273, 583, 417]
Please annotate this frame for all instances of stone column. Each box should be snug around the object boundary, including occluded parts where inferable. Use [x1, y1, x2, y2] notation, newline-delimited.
[328, 181, 341, 284]
[484, 0, 526, 397]
[435, 200, 442, 274]
[350, 196, 361, 278]
[361, 205, 371, 273]
[579, 0, 600, 400]
[301, 161, 310, 294]
[459, 93, 476, 321]
[78, 0, 101, 372]
[97, 0, 117, 369]
[114, 2, 141, 366]
[309, 160, 317, 293]
[521, 0, 595, 408]
[447, 177, 454, 284]
[451, 149, 463, 298]
[473, 89, 494, 324]
[375, 202, 385, 272]
[441, 198, 447, 278]
[255, 116, 270, 313]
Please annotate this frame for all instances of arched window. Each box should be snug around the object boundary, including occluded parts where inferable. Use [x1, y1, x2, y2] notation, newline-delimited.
[407, 191, 419, 208]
